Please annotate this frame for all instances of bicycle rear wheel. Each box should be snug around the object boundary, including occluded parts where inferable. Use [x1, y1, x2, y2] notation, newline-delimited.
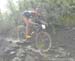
[35, 31, 52, 52]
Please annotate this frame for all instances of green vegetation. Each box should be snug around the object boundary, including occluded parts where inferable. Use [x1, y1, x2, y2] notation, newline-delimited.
[0, 0, 75, 37]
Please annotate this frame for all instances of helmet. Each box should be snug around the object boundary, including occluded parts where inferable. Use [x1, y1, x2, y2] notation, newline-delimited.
[22, 11, 33, 18]
[22, 10, 40, 18]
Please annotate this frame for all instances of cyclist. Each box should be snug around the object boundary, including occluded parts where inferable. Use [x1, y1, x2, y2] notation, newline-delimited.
[22, 10, 40, 39]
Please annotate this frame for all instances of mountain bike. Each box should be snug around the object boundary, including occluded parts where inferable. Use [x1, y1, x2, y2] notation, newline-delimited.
[18, 22, 52, 52]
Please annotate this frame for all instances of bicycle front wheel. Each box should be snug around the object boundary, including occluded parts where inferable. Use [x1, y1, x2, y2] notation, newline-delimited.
[35, 31, 52, 52]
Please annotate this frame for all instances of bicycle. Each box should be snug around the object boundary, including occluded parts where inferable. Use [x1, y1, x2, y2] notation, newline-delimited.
[18, 22, 52, 52]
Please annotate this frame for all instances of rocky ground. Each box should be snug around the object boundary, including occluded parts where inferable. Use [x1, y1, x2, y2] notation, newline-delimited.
[0, 27, 75, 61]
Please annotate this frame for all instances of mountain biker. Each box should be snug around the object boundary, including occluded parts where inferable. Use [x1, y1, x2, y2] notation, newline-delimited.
[22, 10, 41, 39]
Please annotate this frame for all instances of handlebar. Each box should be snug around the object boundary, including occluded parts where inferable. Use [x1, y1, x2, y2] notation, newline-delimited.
[31, 22, 39, 25]
[31, 21, 48, 27]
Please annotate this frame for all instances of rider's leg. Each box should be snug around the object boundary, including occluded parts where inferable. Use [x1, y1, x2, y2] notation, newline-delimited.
[25, 24, 32, 39]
